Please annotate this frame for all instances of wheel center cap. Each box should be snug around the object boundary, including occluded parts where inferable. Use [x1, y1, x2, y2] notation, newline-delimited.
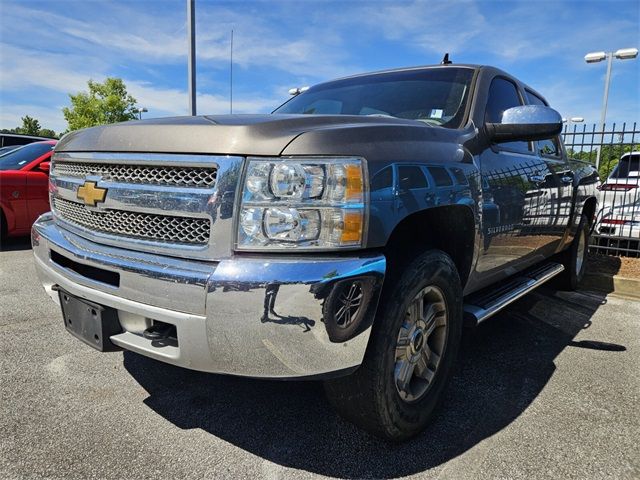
[410, 329, 425, 355]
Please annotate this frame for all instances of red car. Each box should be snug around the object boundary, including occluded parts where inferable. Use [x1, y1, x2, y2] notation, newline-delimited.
[0, 140, 56, 240]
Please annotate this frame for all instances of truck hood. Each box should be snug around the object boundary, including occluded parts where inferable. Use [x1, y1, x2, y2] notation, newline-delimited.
[55, 114, 426, 156]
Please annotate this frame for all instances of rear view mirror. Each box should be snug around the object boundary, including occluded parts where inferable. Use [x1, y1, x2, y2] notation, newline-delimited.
[38, 161, 51, 173]
[486, 105, 563, 143]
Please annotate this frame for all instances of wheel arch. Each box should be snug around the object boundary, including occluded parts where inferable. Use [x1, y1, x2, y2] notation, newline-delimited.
[382, 204, 476, 290]
[581, 195, 598, 228]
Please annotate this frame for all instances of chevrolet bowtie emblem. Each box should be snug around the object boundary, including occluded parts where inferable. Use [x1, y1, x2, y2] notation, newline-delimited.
[77, 181, 107, 206]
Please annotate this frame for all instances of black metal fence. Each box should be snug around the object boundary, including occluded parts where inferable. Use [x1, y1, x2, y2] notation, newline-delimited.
[563, 122, 639, 257]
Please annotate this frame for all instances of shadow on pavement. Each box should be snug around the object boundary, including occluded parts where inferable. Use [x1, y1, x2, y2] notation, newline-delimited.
[0, 236, 32, 252]
[123, 286, 625, 479]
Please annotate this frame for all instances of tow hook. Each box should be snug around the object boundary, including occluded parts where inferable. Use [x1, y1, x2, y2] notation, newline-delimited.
[142, 321, 176, 341]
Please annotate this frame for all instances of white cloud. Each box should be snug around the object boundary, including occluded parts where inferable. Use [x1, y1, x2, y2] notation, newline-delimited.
[351, 0, 487, 56]
[0, 104, 68, 134]
[345, 0, 639, 63]
[0, 43, 101, 94]
[1, 1, 355, 80]
[0, 43, 280, 131]
[2, 3, 187, 63]
[1, 0, 637, 131]
[127, 80, 280, 116]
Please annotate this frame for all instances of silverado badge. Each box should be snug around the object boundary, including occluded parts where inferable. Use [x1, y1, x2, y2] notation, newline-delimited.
[77, 181, 107, 206]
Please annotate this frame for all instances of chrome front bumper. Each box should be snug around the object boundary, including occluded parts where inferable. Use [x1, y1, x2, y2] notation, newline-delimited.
[32, 213, 386, 379]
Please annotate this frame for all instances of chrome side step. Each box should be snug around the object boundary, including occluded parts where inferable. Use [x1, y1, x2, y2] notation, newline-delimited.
[463, 262, 565, 324]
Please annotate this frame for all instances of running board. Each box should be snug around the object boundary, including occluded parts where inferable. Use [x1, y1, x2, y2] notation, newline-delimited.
[463, 262, 565, 324]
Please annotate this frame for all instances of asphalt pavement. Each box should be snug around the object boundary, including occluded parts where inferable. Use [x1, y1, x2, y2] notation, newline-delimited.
[1, 237, 639, 479]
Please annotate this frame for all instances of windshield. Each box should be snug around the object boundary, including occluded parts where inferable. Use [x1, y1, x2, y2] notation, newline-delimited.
[0, 142, 53, 171]
[610, 154, 640, 179]
[0, 146, 18, 155]
[274, 67, 475, 128]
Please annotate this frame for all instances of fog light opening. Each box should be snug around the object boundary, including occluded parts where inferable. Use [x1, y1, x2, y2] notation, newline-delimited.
[323, 278, 374, 343]
[335, 281, 364, 329]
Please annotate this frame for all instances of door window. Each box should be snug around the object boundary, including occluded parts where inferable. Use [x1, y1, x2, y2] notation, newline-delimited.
[427, 166, 453, 187]
[525, 90, 562, 158]
[371, 166, 393, 192]
[398, 166, 428, 190]
[485, 78, 531, 154]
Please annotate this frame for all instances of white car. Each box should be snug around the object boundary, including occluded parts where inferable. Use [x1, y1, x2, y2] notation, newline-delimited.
[597, 151, 640, 239]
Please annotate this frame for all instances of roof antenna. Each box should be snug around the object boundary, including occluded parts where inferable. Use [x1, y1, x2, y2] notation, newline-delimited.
[441, 53, 452, 65]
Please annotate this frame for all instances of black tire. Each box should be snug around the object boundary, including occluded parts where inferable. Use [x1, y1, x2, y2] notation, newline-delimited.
[324, 250, 463, 441]
[556, 213, 589, 290]
[0, 209, 6, 246]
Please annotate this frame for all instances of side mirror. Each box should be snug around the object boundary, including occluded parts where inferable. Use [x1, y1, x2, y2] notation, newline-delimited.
[486, 105, 563, 143]
[38, 161, 51, 173]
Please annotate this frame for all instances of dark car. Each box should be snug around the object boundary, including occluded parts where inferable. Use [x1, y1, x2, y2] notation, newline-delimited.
[0, 133, 56, 148]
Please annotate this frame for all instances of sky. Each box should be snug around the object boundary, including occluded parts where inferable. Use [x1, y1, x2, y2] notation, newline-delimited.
[1, 0, 639, 134]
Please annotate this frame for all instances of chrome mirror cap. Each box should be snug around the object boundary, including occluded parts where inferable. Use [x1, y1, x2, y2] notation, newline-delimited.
[487, 105, 563, 144]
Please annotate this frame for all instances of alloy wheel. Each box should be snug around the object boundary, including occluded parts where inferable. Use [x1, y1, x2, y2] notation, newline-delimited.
[394, 286, 448, 403]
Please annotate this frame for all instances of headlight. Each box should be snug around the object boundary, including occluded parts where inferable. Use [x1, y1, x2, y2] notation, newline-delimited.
[236, 157, 367, 250]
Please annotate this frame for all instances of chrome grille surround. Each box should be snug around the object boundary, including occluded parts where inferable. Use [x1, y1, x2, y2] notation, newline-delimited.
[50, 152, 244, 260]
[53, 197, 211, 245]
[54, 162, 217, 188]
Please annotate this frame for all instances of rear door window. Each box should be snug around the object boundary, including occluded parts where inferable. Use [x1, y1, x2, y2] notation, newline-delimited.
[525, 90, 562, 158]
[427, 166, 453, 187]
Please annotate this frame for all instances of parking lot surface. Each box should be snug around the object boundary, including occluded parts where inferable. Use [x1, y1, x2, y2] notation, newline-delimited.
[1, 238, 639, 479]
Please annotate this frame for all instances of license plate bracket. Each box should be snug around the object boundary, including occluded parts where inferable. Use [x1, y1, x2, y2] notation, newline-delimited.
[56, 287, 122, 352]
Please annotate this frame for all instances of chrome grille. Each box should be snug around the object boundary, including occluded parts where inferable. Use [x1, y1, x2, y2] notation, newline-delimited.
[54, 162, 217, 188]
[53, 198, 211, 245]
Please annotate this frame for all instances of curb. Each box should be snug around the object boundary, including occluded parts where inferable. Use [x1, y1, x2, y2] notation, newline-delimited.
[582, 273, 640, 300]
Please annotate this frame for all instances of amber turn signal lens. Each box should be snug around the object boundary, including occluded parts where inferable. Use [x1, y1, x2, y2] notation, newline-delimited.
[345, 164, 364, 203]
[340, 210, 363, 244]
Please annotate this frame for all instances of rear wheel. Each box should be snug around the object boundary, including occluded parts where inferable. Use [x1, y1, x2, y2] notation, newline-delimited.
[556, 213, 590, 290]
[324, 250, 463, 441]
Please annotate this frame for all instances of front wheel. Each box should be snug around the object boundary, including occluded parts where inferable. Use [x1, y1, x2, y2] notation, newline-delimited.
[324, 250, 463, 441]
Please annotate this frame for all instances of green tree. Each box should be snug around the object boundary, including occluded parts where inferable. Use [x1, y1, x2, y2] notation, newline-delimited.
[567, 144, 634, 179]
[597, 144, 634, 179]
[62, 78, 138, 132]
[18, 115, 41, 135]
[0, 116, 58, 138]
[38, 128, 58, 139]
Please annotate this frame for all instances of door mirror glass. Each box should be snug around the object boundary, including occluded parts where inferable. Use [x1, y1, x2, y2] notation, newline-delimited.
[486, 105, 562, 143]
[38, 161, 51, 173]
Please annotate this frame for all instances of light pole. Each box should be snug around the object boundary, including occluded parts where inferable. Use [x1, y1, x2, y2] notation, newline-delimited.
[563, 116, 584, 131]
[585, 47, 638, 169]
[187, 0, 196, 116]
[136, 107, 148, 120]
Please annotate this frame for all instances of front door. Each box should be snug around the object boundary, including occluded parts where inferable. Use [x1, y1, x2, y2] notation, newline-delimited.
[476, 77, 549, 281]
